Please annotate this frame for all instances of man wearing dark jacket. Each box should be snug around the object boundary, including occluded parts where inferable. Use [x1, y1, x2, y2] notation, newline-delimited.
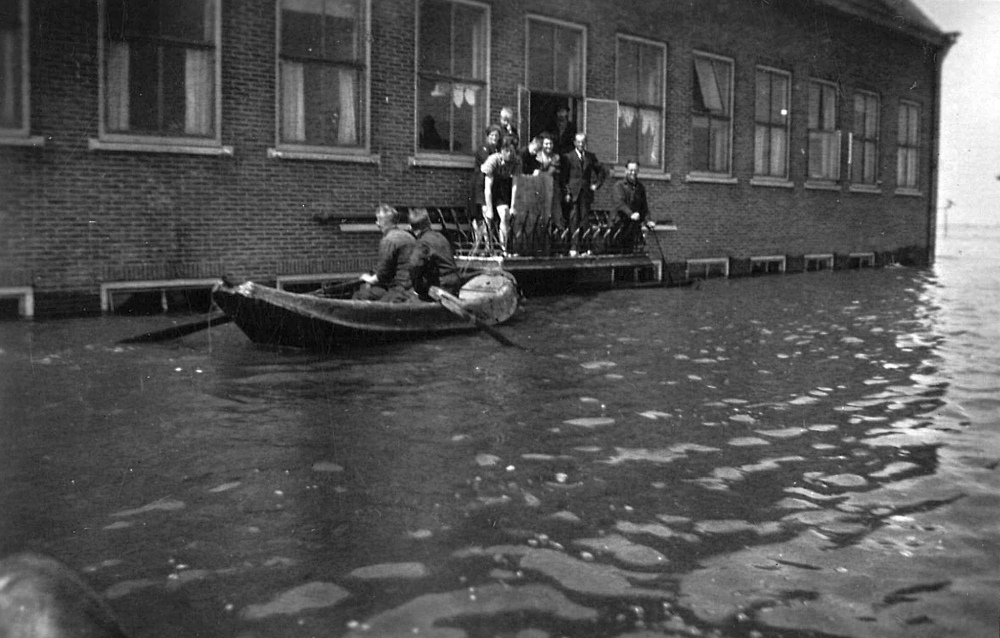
[353, 204, 415, 302]
[560, 132, 607, 256]
[612, 160, 654, 253]
[407, 208, 462, 300]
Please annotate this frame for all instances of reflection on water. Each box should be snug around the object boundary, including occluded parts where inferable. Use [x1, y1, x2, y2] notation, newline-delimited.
[2, 226, 999, 637]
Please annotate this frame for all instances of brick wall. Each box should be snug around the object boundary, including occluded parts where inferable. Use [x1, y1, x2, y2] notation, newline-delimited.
[0, 0, 944, 315]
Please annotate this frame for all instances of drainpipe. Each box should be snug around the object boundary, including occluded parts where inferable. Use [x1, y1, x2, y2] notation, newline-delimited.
[927, 32, 958, 265]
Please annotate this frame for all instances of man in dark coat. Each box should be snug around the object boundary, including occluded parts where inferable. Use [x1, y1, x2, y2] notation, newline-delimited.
[612, 159, 654, 253]
[353, 204, 415, 302]
[407, 208, 461, 300]
[560, 132, 607, 256]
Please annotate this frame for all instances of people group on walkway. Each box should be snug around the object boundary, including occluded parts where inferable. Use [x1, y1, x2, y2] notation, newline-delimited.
[474, 105, 653, 257]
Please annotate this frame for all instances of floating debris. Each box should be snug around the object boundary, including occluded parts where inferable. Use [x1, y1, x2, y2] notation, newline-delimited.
[581, 361, 617, 370]
[727, 437, 770, 447]
[110, 498, 185, 518]
[208, 481, 241, 493]
[311, 461, 344, 473]
[563, 417, 615, 428]
[475, 453, 502, 466]
[240, 582, 349, 620]
[348, 562, 429, 580]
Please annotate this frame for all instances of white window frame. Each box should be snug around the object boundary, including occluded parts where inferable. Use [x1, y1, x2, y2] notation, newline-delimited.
[0, 0, 42, 146]
[689, 50, 734, 181]
[614, 34, 666, 172]
[850, 89, 880, 189]
[410, 0, 490, 169]
[269, 0, 374, 163]
[806, 78, 841, 186]
[752, 65, 790, 182]
[896, 100, 921, 193]
[91, 0, 229, 155]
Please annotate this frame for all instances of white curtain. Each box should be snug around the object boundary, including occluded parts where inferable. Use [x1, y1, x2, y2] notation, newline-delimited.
[281, 60, 305, 141]
[1, 29, 16, 127]
[185, 50, 213, 135]
[640, 108, 659, 165]
[336, 68, 356, 145]
[106, 41, 130, 131]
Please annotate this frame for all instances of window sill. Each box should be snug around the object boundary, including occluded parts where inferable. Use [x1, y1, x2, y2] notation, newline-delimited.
[0, 134, 46, 147]
[749, 177, 793, 189]
[894, 188, 922, 198]
[610, 167, 672, 182]
[849, 184, 882, 194]
[804, 180, 841, 192]
[89, 138, 233, 156]
[409, 154, 474, 169]
[684, 173, 737, 185]
[268, 148, 380, 163]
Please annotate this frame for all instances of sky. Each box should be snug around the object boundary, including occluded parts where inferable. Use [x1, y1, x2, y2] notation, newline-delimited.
[913, 0, 1000, 226]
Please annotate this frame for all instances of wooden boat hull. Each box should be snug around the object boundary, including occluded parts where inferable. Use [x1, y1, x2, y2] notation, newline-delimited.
[211, 271, 518, 350]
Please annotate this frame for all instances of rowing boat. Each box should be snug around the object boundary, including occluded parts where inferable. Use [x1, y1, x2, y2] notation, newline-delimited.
[211, 271, 518, 350]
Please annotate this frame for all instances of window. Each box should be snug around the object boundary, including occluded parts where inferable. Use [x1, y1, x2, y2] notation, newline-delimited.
[416, 0, 488, 155]
[754, 67, 789, 179]
[897, 101, 920, 190]
[0, 0, 31, 141]
[691, 52, 733, 175]
[616, 36, 665, 170]
[851, 90, 879, 185]
[278, 0, 368, 150]
[100, 0, 220, 144]
[807, 80, 840, 181]
[524, 17, 584, 145]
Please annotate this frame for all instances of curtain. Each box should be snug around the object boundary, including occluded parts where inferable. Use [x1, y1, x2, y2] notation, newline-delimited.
[1, 29, 16, 127]
[769, 127, 786, 176]
[639, 108, 659, 166]
[336, 68, 356, 145]
[106, 41, 130, 131]
[184, 49, 213, 135]
[694, 57, 722, 113]
[281, 60, 305, 141]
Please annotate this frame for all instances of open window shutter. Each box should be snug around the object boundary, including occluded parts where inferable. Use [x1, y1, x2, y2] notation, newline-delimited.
[584, 97, 618, 165]
[517, 85, 530, 144]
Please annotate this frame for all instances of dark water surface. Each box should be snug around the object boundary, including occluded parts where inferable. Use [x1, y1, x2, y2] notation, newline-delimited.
[2, 226, 998, 637]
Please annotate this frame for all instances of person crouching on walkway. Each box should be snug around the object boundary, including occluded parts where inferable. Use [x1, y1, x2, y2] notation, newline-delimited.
[482, 139, 520, 254]
[353, 204, 415, 302]
[407, 208, 462, 301]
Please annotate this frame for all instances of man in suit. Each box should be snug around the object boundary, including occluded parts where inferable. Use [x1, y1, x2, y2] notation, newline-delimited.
[560, 133, 607, 256]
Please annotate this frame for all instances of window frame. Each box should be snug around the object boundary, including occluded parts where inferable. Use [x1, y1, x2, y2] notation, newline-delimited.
[271, 0, 374, 162]
[752, 65, 791, 182]
[896, 100, 921, 193]
[0, 0, 42, 146]
[806, 78, 841, 186]
[850, 88, 880, 188]
[411, 0, 490, 166]
[92, 0, 229, 155]
[689, 50, 734, 181]
[614, 34, 666, 173]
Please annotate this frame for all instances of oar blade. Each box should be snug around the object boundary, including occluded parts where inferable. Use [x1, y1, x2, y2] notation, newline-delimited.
[119, 314, 233, 344]
[429, 287, 523, 349]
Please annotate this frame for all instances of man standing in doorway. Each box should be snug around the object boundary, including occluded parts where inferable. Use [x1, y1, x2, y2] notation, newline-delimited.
[560, 133, 607, 256]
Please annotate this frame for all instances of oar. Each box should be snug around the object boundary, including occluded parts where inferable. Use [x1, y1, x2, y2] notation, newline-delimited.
[119, 312, 233, 344]
[428, 286, 524, 349]
[643, 224, 671, 286]
[312, 279, 365, 297]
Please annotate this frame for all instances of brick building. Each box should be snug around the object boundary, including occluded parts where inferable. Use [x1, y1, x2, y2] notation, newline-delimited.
[0, 0, 955, 317]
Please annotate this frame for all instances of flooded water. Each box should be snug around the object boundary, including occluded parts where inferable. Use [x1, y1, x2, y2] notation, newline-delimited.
[2, 225, 998, 637]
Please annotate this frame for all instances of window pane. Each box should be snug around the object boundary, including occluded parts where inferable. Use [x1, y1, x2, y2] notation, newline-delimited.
[638, 44, 661, 105]
[710, 117, 729, 171]
[692, 115, 709, 171]
[864, 97, 877, 137]
[325, 0, 360, 61]
[770, 127, 787, 177]
[0, 24, 23, 129]
[713, 60, 730, 114]
[754, 124, 767, 174]
[161, 0, 214, 42]
[453, 4, 485, 80]
[128, 41, 160, 133]
[618, 105, 639, 164]
[821, 85, 836, 130]
[418, 76, 450, 150]
[771, 74, 788, 122]
[553, 26, 580, 94]
[301, 64, 360, 146]
[755, 71, 769, 121]
[282, 0, 325, 58]
[638, 107, 660, 167]
[617, 40, 638, 104]
[418, 0, 451, 76]
[527, 21, 553, 90]
[161, 45, 189, 135]
[693, 57, 722, 113]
